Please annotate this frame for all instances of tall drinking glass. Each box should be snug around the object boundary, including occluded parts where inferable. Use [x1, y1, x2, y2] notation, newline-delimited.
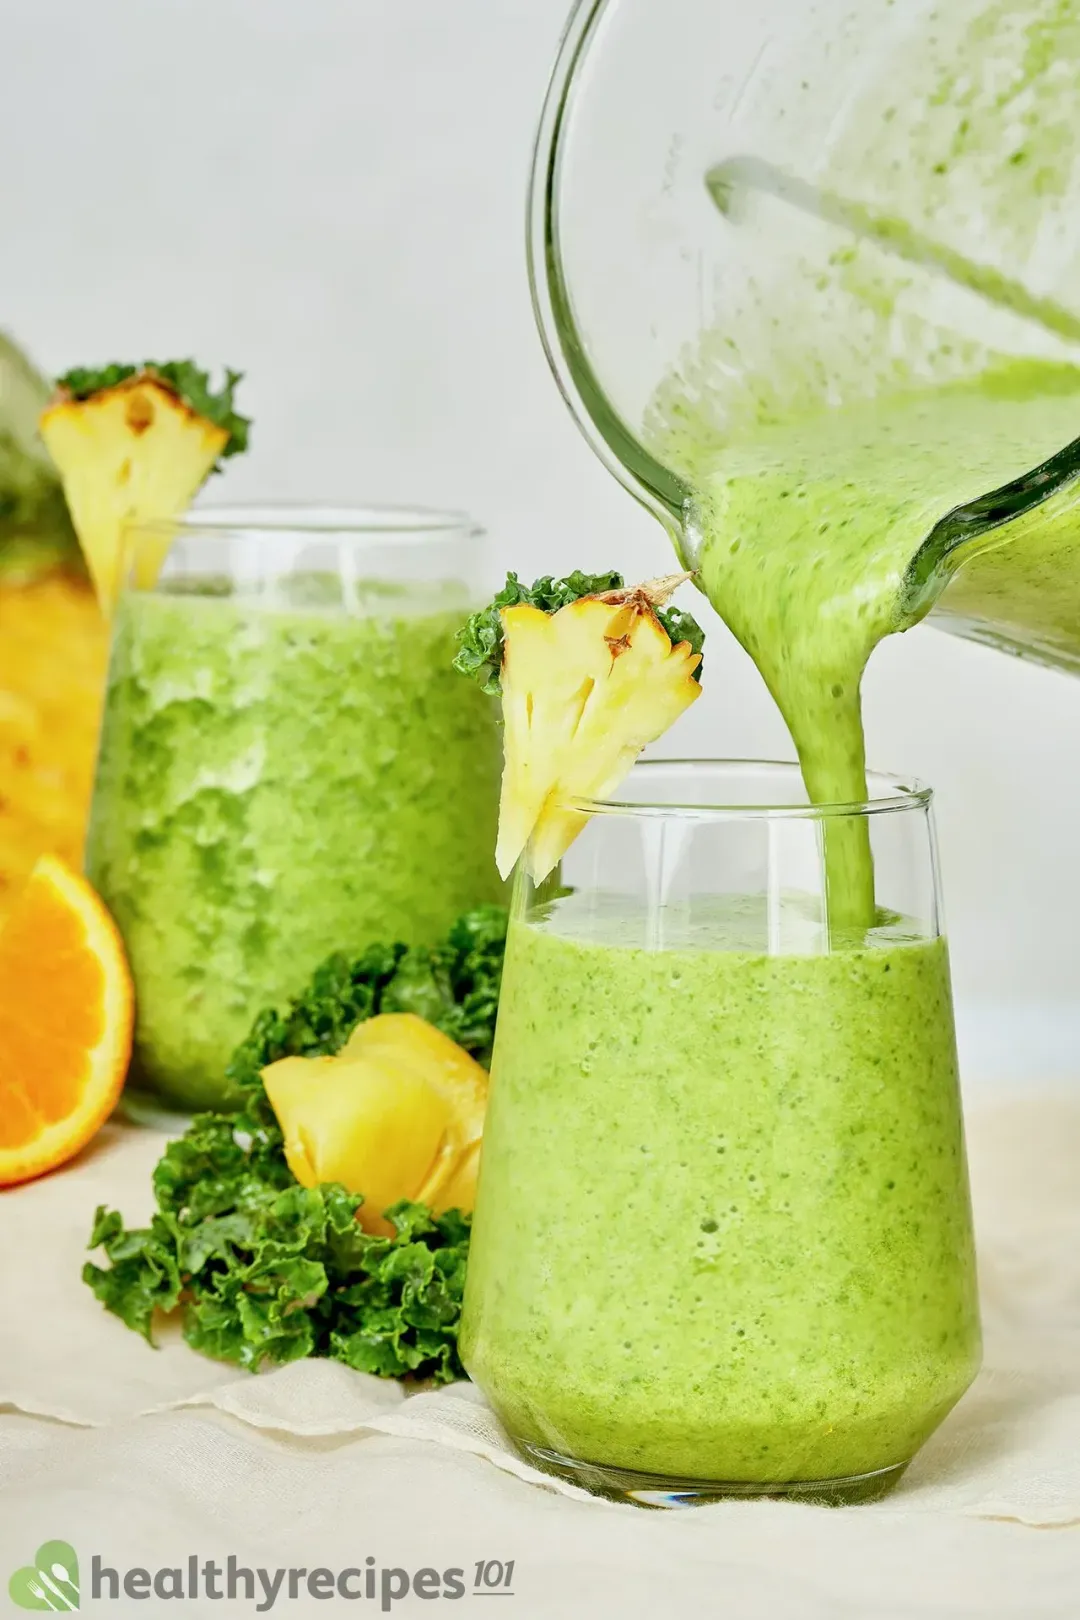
[86, 505, 502, 1113]
[461, 761, 980, 1506]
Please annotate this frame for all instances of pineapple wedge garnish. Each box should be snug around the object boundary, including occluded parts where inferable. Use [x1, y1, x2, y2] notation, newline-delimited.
[490, 573, 703, 880]
[39, 363, 247, 612]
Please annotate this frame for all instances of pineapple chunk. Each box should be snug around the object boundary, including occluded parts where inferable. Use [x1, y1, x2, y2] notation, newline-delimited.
[344, 1013, 488, 1215]
[496, 574, 702, 880]
[262, 1052, 454, 1238]
[262, 1013, 488, 1237]
[39, 375, 227, 612]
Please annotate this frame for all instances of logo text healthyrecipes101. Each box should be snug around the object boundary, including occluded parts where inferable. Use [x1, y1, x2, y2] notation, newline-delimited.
[9, 1547, 518, 1612]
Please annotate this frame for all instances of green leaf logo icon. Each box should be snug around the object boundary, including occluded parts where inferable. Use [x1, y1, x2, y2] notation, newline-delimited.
[8, 1542, 80, 1611]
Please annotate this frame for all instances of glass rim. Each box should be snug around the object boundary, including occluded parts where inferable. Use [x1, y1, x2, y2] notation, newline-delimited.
[125, 502, 484, 545]
[565, 759, 932, 821]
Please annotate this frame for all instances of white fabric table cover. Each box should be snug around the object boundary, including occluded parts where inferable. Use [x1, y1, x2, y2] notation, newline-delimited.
[1, 1093, 1078, 1618]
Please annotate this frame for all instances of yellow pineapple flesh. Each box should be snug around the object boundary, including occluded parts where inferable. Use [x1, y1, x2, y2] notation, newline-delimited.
[0, 333, 109, 918]
[0, 574, 108, 920]
[263, 1013, 489, 1237]
[497, 574, 703, 881]
[39, 375, 229, 612]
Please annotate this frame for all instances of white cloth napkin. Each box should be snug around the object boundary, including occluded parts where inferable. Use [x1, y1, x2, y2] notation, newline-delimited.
[1, 1096, 1079, 1619]
[3, 1098, 1080, 1523]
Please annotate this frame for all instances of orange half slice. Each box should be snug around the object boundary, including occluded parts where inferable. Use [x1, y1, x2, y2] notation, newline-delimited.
[0, 856, 133, 1186]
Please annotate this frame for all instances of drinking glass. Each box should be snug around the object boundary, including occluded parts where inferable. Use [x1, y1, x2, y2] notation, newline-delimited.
[86, 505, 503, 1113]
[461, 760, 981, 1506]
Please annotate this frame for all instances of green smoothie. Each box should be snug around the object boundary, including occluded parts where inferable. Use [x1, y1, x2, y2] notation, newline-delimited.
[86, 586, 502, 1110]
[461, 896, 980, 1488]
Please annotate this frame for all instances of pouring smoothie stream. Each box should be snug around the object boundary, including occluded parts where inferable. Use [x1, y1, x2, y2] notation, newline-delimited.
[665, 358, 1080, 926]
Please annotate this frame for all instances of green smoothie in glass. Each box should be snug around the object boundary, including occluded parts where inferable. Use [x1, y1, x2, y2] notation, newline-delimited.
[87, 508, 502, 1111]
[461, 763, 980, 1502]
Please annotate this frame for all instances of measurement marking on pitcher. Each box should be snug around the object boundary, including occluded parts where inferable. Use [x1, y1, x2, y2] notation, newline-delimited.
[473, 1559, 515, 1595]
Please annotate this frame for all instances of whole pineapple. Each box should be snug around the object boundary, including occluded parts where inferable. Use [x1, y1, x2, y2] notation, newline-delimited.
[0, 334, 107, 919]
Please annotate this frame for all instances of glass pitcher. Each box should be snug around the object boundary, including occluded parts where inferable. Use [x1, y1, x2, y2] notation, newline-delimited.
[530, 0, 1080, 673]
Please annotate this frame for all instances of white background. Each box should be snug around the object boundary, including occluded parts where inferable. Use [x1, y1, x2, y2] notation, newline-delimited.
[4, 0, 1077, 1084]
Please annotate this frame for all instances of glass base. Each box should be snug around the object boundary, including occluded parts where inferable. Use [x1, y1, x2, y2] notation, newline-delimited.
[517, 1442, 909, 1508]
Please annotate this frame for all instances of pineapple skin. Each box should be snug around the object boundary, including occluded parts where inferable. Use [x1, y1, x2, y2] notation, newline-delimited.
[0, 572, 109, 919]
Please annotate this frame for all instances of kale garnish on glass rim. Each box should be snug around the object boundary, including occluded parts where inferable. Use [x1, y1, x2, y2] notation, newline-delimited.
[453, 568, 706, 696]
[83, 905, 507, 1383]
[56, 360, 250, 463]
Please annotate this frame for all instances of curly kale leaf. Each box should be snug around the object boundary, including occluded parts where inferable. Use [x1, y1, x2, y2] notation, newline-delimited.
[224, 940, 407, 1098]
[224, 901, 507, 1092]
[56, 359, 250, 460]
[55, 362, 139, 397]
[83, 905, 507, 1382]
[656, 601, 706, 674]
[436, 904, 512, 1055]
[85, 1184, 471, 1378]
[453, 569, 704, 693]
[82, 1206, 184, 1341]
